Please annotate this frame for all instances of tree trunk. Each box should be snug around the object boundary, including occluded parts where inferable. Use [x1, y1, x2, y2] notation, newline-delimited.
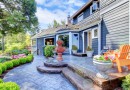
[2, 35, 4, 52]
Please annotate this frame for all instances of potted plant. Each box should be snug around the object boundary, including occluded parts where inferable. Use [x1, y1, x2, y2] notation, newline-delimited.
[72, 45, 78, 53]
[44, 45, 54, 62]
[93, 55, 113, 71]
[86, 46, 94, 57]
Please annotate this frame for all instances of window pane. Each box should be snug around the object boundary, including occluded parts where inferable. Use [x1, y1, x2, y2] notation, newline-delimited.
[94, 29, 98, 37]
[78, 14, 83, 22]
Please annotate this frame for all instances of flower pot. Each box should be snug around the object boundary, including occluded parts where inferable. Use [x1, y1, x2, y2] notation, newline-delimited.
[86, 50, 94, 57]
[72, 50, 77, 54]
[93, 60, 112, 72]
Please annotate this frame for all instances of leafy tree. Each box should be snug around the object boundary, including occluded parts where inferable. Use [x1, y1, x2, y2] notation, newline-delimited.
[0, 0, 38, 52]
[48, 20, 66, 28]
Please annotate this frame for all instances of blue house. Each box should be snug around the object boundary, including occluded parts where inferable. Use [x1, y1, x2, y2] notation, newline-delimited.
[31, 0, 129, 55]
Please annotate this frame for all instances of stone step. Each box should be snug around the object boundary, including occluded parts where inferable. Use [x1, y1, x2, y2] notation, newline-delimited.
[44, 61, 68, 68]
[37, 65, 63, 74]
[62, 67, 102, 90]
[67, 63, 124, 90]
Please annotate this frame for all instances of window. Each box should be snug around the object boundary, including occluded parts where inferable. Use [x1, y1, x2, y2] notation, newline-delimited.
[92, 28, 98, 38]
[77, 13, 83, 22]
[45, 38, 54, 45]
[90, 1, 99, 14]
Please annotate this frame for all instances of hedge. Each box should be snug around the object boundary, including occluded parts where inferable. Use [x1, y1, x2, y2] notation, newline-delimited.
[0, 79, 20, 90]
[0, 54, 33, 75]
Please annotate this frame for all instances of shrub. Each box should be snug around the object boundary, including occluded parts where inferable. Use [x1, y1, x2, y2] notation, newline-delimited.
[0, 79, 3, 83]
[12, 60, 20, 66]
[122, 74, 130, 90]
[44, 45, 55, 57]
[0, 64, 7, 72]
[0, 67, 2, 75]
[21, 49, 30, 55]
[19, 58, 26, 64]
[4, 61, 13, 69]
[72, 45, 78, 50]
[0, 82, 20, 90]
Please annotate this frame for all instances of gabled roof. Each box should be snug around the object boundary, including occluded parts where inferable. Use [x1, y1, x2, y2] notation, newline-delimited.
[70, 0, 93, 20]
[31, 24, 79, 39]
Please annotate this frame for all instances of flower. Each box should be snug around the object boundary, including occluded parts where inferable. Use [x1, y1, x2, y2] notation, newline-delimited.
[104, 56, 109, 60]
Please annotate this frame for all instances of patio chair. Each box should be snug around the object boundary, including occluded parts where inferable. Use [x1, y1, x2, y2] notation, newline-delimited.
[115, 45, 130, 72]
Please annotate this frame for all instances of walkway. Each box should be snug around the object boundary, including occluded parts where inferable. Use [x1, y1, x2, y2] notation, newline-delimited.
[3, 55, 79, 90]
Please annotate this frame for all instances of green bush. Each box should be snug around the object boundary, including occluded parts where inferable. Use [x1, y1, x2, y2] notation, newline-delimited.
[44, 45, 55, 57]
[26, 56, 33, 63]
[19, 58, 26, 64]
[72, 45, 78, 50]
[21, 49, 30, 55]
[0, 57, 11, 63]
[12, 60, 20, 67]
[0, 79, 3, 83]
[122, 74, 130, 90]
[4, 61, 13, 69]
[0, 82, 20, 90]
[0, 67, 2, 75]
[0, 64, 7, 73]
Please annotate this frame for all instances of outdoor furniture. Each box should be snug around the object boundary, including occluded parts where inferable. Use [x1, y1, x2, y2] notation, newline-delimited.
[115, 45, 130, 72]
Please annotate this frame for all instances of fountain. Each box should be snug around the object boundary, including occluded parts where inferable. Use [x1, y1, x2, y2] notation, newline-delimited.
[55, 40, 66, 61]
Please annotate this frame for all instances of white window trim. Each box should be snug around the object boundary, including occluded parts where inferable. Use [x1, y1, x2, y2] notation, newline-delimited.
[92, 27, 98, 39]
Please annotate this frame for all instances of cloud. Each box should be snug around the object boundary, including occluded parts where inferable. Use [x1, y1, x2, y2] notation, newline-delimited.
[35, 0, 86, 29]
[36, 7, 68, 29]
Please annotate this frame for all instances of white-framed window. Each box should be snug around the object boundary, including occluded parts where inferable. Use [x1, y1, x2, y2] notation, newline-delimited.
[90, 1, 99, 14]
[92, 28, 98, 38]
[77, 13, 83, 22]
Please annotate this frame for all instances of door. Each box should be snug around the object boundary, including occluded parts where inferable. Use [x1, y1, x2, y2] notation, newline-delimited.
[87, 31, 92, 47]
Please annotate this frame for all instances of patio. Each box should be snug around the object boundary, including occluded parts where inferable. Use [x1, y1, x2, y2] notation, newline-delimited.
[3, 55, 130, 90]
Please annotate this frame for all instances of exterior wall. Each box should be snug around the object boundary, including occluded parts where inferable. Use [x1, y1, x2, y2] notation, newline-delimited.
[37, 38, 44, 55]
[100, 0, 116, 9]
[101, 1, 129, 49]
[92, 38, 98, 55]
[73, 6, 91, 25]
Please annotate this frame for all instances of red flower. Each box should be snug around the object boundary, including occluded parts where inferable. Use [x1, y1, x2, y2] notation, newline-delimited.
[104, 56, 109, 60]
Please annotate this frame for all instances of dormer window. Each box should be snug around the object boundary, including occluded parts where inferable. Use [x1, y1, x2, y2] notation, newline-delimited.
[77, 13, 83, 22]
[90, 0, 99, 14]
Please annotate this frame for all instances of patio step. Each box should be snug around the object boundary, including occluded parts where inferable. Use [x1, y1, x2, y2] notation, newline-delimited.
[62, 67, 102, 90]
[44, 61, 68, 68]
[37, 65, 63, 74]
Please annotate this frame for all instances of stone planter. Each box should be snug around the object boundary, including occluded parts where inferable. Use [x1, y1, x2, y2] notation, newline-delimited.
[86, 50, 94, 57]
[93, 60, 112, 72]
[72, 50, 77, 54]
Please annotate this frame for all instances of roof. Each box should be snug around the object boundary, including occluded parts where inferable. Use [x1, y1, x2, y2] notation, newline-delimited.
[31, 24, 79, 39]
[70, 0, 93, 20]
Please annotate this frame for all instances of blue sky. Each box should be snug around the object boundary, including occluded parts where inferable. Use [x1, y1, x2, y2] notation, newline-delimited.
[35, 0, 88, 29]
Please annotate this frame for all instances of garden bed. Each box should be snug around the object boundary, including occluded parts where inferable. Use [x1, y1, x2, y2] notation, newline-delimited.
[0, 54, 34, 79]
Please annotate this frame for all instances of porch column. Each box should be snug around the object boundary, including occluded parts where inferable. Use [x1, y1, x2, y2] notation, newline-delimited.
[82, 32, 85, 53]
[98, 22, 101, 55]
[69, 32, 72, 54]
[56, 35, 59, 46]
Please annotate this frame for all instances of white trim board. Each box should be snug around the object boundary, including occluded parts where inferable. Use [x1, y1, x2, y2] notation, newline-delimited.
[100, 0, 129, 15]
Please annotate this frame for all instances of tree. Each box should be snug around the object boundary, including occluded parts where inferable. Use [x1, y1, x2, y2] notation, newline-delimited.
[0, 0, 38, 52]
[48, 20, 66, 28]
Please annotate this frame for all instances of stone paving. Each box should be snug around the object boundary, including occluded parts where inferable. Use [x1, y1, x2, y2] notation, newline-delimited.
[3, 55, 79, 90]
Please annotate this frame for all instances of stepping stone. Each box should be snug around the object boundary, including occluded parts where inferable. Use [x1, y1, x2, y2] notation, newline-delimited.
[62, 67, 101, 90]
[44, 61, 68, 68]
[37, 66, 63, 74]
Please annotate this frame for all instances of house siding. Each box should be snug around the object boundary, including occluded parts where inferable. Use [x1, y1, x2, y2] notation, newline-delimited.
[92, 38, 98, 55]
[100, 0, 116, 9]
[101, 1, 129, 49]
[37, 38, 44, 55]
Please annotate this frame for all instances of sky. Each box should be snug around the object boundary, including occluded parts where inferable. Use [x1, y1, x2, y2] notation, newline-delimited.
[35, 0, 88, 29]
